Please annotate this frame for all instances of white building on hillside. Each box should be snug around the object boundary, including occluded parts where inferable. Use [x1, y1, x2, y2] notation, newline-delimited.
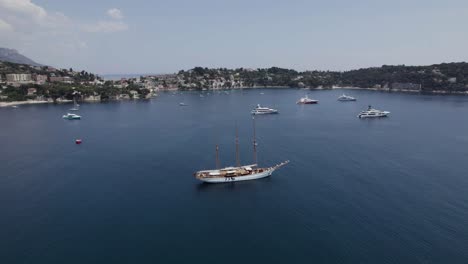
[6, 73, 32, 83]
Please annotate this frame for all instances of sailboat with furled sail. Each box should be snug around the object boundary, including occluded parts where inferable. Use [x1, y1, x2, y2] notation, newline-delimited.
[69, 98, 80, 111]
[194, 118, 289, 183]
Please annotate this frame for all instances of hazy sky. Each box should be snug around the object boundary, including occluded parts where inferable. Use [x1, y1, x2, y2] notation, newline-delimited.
[1, 0, 468, 74]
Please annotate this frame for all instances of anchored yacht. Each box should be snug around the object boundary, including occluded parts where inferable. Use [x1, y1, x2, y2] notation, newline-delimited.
[251, 104, 278, 115]
[358, 105, 390, 118]
[195, 162, 289, 183]
[338, 94, 356, 101]
[297, 95, 318, 104]
[62, 113, 81, 120]
[194, 118, 289, 183]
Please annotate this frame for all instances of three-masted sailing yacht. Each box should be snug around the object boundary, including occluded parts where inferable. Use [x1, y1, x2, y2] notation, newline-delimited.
[194, 118, 289, 183]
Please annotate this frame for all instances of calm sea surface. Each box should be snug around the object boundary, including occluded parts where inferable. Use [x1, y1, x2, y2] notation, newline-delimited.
[1, 89, 468, 263]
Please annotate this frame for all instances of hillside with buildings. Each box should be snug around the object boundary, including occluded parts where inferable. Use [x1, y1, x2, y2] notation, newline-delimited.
[0, 61, 100, 85]
[2, 60, 468, 104]
[0, 61, 158, 103]
[167, 63, 468, 93]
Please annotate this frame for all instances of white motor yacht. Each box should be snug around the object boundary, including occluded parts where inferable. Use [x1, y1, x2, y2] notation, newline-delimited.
[338, 94, 356, 101]
[297, 95, 318, 104]
[358, 105, 390, 118]
[62, 113, 81, 120]
[251, 104, 279, 115]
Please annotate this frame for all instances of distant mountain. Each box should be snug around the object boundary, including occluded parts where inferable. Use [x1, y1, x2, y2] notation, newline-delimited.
[0, 48, 42, 66]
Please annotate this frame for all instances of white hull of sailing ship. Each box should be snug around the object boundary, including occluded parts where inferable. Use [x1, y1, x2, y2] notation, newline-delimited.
[197, 168, 272, 183]
[195, 161, 289, 183]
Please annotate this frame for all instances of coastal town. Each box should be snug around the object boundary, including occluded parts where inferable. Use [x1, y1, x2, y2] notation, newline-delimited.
[2, 59, 468, 106]
[0, 62, 260, 106]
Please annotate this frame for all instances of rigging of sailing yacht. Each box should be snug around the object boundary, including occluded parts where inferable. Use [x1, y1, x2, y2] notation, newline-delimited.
[69, 98, 80, 111]
[194, 118, 289, 183]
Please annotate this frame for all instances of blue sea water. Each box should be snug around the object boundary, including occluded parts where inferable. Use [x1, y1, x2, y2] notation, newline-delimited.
[1, 89, 468, 263]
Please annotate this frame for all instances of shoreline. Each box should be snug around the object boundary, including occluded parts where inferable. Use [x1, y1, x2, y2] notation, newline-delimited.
[329, 86, 468, 95]
[237, 86, 468, 95]
[2, 87, 467, 107]
[0, 100, 52, 107]
[0, 99, 72, 108]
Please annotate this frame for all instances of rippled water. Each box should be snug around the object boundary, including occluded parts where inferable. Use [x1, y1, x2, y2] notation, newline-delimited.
[1, 89, 468, 263]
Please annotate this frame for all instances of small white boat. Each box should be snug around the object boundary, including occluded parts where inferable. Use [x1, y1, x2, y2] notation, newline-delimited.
[358, 105, 390, 118]
[179, 102, 187, 106]
[338, 94, 356, 101]
[296, 95, 318, 104]
[62, 113, 81, 120]
[251, 104, 278, 115]
[11, 105, 19, 108]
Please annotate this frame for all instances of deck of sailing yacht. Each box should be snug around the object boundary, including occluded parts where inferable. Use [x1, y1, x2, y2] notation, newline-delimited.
[194, 118, 289, 183]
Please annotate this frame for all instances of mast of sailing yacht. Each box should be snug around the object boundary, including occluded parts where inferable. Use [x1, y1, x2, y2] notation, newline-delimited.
[215, 144, 220, 169]
[253, 116, 257, 165]
[235, 123, 240, 167]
